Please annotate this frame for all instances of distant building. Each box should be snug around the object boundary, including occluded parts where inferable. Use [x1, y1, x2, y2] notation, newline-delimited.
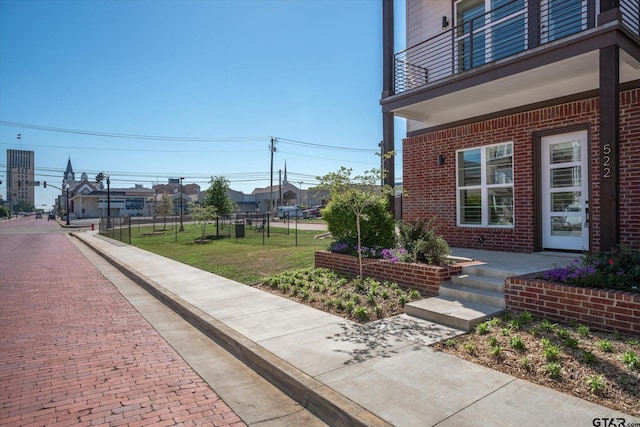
[59, 159, 156, 219]
[6, 149, 35, 212]
[149, 180, 201, 216]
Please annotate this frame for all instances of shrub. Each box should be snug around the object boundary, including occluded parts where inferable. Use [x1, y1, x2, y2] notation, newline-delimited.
[598, 339, 614, 353]
[620, 351, 639, 370]
[396, 217, 451, 265]
[510, 335, 527, 351]
[544, 344, 561, 362]
[322, 195, 395, 249]
[475, 322, 490, 335]
[586, 375, 606, 396]
[582, 350, 598, 365]
[577, 325, 590, 337]
[546, 362, 563, 380]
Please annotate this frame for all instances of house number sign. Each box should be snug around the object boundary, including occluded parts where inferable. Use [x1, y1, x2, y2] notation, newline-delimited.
[602, 143, 612, 178]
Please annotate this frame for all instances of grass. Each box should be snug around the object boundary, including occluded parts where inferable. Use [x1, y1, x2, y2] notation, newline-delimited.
[128, 222, 328, 284]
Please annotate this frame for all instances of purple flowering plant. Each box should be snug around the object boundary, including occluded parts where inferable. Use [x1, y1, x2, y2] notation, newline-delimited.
[328, 240, 382, 259]
[540, 246, 640, 293]
[380, 247, 410, 264]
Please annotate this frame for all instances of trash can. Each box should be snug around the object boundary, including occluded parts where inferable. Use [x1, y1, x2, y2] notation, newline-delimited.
[235, 222, 245, 238]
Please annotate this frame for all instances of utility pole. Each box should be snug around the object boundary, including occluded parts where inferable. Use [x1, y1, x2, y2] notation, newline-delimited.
[269, 137, 277, 237]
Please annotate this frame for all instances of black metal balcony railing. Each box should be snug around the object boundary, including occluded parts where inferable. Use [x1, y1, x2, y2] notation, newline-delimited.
[621, 0, 640, 37]
[394, 0, 640, 95]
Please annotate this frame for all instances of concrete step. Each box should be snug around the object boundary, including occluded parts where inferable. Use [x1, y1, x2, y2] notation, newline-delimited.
[405, 297, 504, 332]
[460, 264, 519, 280]
[439, 282, 506, 309]
[450, 273, 504, 293]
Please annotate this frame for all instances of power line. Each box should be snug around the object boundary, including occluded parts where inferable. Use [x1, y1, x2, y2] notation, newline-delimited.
[0, 121, 267, 142]
[0, 121, 383, 154]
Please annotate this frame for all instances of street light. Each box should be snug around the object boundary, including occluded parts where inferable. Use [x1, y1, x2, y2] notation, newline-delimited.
[65, 184, 70, 225]
[179, 177, 184, 232]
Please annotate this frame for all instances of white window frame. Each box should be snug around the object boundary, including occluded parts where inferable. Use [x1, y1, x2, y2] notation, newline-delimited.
[456, 142, 514, 228]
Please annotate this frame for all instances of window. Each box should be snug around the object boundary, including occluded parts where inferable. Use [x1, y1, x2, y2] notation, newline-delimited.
[457, 143, 514, 227]
[541, 0, 586, 43]
[455, 0, 527, 71]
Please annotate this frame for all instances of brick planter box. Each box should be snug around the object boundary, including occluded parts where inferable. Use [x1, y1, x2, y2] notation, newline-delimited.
[506, 274, 640, 337]
[314, 251, 463, 297]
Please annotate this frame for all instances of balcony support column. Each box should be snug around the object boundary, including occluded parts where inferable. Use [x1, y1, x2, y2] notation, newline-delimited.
[598, 44, 620, 251]
[382, 0, 396, 216]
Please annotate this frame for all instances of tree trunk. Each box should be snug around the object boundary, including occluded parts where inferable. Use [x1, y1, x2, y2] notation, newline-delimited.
[356, 215, 363, 278]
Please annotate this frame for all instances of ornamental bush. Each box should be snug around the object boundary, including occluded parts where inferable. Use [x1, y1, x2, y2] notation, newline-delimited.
[396, 217, 451, 265]
[322, 195, 395, 250]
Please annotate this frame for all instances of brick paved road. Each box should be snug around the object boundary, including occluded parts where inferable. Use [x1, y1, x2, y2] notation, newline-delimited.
[0, 217, 245, 426]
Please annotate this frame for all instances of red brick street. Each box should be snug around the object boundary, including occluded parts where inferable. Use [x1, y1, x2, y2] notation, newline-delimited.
[0, 217, 245, 427]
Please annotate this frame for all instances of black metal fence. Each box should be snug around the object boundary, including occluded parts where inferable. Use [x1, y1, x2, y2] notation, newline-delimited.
[98, 212, 314, 245]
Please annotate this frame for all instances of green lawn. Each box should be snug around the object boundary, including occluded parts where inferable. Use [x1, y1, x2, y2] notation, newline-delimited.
[129, 222, 329, 284]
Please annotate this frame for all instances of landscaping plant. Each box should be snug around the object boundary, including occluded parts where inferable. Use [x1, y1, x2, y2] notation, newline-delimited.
[396, 217, 451, 265]
[432, 311, 639, 417]
[317, 158, 396, 278]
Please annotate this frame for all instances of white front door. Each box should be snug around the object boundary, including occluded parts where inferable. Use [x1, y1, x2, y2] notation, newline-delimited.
[541, 131, 589, 251]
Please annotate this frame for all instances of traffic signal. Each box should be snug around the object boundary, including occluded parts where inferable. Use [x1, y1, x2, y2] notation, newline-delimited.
[43, 181, 46, 188]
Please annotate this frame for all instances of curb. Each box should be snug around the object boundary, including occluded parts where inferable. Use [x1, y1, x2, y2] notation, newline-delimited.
[72, 232, 392, 427]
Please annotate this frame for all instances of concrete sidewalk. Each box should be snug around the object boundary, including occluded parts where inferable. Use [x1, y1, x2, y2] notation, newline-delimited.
[73, 231, 639, 427]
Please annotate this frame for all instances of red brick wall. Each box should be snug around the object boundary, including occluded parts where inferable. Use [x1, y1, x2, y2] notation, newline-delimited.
[505, 274, 640, 337]
[619, 89, 640, 249]
[314, 251, 462, 296]
[403, 88, 640, 253]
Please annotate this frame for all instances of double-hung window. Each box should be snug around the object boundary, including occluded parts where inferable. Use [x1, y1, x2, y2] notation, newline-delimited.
[457, 142, 514, 227]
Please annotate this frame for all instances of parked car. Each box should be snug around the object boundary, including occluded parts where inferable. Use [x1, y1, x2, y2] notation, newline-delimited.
[48, 214, 55, 220]
[302, 205, 323, 219]
[277, 206, 303, 219]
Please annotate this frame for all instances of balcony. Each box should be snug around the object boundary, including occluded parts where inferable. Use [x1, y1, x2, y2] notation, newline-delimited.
[385, 0, 640, 129]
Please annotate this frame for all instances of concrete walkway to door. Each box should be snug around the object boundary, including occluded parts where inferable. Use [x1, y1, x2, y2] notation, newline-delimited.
[450, 247, 578, 276]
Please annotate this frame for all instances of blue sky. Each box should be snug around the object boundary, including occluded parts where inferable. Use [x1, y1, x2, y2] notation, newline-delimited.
[0, 0, 405, 208]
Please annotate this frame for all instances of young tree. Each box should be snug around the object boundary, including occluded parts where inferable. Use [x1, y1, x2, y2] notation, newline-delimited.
[317, 154, 396, 278]
[156, 193, 174, 230]
[189, 202, 218, 240]
[204, 176, 235, 235]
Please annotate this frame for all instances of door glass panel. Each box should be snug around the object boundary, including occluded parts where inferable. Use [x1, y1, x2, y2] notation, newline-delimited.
[550, 141, 580, 163]
[460, 189, 482, 224]
[551, 166, 581, 188]
[458, 149, 482, 186]
[551, 192, 581, 212]
[551, 215, 583, 236]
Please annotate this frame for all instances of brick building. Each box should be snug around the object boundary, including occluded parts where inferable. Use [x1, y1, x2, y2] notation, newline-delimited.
[381, 0, 640, 253]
